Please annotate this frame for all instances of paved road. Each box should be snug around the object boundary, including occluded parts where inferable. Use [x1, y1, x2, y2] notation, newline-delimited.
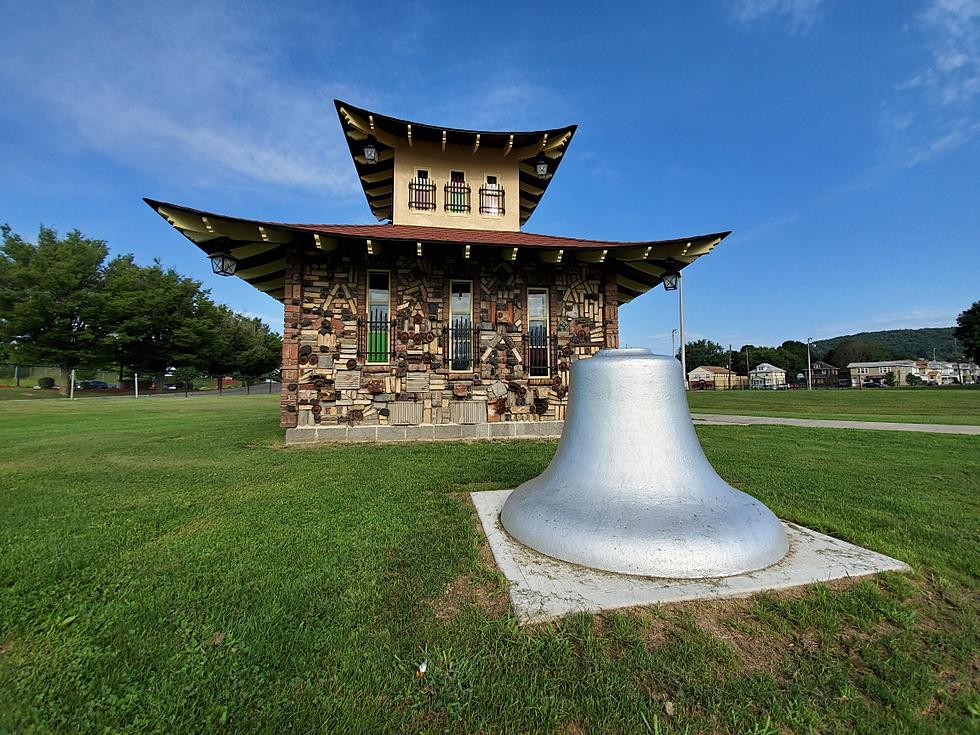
[692, 413, 980, 435]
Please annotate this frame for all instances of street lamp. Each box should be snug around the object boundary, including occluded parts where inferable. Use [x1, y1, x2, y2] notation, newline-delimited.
[671, 328, 677, 357]
[208, 251, 238, 276]
[662, 261, 686, 387]
[806, 337, 813, 391]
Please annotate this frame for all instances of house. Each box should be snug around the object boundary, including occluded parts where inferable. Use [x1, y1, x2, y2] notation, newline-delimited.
[915, 359, 979, 385]
[687, 365, 746, 390]
[749, 363, 787, 389]
[808, 360, 848, 388]
[147, 101, 730, 442]
[846, 360, 919, 387]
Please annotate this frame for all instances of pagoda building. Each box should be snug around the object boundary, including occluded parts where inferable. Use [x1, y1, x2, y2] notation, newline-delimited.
[146, 100, 730, 442]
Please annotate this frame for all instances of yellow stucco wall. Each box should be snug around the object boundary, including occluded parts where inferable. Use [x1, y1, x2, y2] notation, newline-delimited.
[392, 140, 521, 231]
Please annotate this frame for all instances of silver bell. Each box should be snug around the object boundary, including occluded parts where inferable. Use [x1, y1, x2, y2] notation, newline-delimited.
[500, 348, 789, 578]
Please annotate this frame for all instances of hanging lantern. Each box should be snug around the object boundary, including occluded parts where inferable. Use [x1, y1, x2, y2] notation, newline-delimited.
[661, 271, 680, 291]
[535, 156, 549, 178]
[208, 251, 238, 277]
[363, 138, 379, 165]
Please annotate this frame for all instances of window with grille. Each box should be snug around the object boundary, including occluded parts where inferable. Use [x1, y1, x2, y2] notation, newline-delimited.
[527, 288, 549, 377]
[449, 281, 473, 371]
[366, 271, 390, 363]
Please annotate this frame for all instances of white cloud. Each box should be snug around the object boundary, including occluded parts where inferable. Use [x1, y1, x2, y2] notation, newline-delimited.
[885, 0, 980, 167]
[0, 1, 367, 196]
[728, 0, 826, 33]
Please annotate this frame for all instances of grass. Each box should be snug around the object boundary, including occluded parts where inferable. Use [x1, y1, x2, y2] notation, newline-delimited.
[0, 386, 65, 400]
[688, 386, 980, 425]
[1, 396, 977, 733]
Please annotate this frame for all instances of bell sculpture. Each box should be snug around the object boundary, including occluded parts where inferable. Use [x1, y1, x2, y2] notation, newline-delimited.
[500, 348, 789, 578]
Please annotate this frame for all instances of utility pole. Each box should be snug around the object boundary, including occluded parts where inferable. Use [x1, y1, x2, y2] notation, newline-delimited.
[728, 344, 733, 390]
[806, 337, 813, 391]
[678, 274, 687, 388]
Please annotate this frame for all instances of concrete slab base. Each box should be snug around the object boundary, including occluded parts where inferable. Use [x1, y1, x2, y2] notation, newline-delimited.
[471, 489, 910, 624]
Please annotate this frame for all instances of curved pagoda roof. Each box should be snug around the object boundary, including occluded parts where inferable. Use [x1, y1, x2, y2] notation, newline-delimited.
[144, 198, 730, 305]
[335, 99, 576, 225]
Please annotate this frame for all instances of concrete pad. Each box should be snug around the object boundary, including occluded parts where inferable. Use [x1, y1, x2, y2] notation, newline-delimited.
[471, 489, 910, 624]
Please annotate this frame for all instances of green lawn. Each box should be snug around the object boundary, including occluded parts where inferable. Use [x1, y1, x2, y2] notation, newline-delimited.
[688, 386, 980, 425]
[0, 385, 65, 400]
[1, 396, 977, 733]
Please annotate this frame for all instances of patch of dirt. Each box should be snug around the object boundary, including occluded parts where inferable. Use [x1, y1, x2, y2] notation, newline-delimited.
[0, 639, 13, 654]
[430, 496, 510, 621]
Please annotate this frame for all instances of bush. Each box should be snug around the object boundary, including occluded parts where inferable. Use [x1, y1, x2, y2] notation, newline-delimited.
[38, 377, 55, 389]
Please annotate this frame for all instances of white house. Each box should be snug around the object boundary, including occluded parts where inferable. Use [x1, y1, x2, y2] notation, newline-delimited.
[749, 362, 786, 389]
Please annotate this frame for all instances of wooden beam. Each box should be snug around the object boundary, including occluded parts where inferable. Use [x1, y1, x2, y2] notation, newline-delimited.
[366, 239, 380, 256]
[441, 130, 447, 151]
[504, 134, 514, 156]
[226, 242, 280, 259]
[463, 244, 471, 259]
[416, 241, 423, 257]
[313, 233, 338, 252]
[359, 170, 390, 184]
[236, 258, 287, 279]
[616, 273, 654, 294]
[574, 249, 608, 264]
[538, 248, 564, 264]
[627, 261, 667, 277]
[407, 123, 412, 147]
[501, 247, 518, 261]
[472, 133, 480, 154]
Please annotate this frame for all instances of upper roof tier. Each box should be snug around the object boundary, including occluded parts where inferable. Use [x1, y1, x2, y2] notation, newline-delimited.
[144, 198, 730, 305]
[335, 100, 576, 228]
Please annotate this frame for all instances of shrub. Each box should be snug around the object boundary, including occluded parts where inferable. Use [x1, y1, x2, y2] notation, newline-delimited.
[38, 377, 55, 389]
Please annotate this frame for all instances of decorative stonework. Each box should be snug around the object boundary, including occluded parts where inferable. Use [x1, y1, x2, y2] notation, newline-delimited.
[279, 246, 619, 431]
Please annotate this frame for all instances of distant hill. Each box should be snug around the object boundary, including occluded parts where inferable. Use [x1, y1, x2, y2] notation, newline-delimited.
[812, 327, 959, 361]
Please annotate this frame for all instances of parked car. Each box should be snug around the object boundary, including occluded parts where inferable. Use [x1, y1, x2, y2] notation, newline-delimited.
[75, 380, 109, 390]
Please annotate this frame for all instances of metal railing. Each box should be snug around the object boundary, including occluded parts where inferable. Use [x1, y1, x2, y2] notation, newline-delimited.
[478, 185, 505, 216]
[357, 311, 396, 364]
[525, 326, 553, 377]
[447, 318, 477, 371]
[444, 181, 471, 213]
[407, 178, 436, 211]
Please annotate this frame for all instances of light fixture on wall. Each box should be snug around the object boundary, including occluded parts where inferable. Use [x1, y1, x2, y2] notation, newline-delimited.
[209, 251, 238, 277]
[363, 138, 379, 165]
[535, 156, 549, 178]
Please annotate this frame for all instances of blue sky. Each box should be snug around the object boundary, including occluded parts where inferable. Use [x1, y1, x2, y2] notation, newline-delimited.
[1, 0, 977, 353]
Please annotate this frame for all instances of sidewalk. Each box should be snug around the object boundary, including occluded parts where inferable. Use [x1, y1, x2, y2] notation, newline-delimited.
[692, 413, 980, 435]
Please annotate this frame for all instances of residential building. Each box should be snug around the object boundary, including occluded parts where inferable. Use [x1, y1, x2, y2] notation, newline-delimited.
[687, 365, 747, 390]
[846, 360, 919, 387]
[807, 360, 848, 388]
[749, 363, 787, 389]
[147, 100, 731, 442]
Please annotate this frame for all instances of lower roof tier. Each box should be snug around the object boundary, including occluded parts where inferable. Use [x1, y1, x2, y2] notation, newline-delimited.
[144, 198, 730, 304]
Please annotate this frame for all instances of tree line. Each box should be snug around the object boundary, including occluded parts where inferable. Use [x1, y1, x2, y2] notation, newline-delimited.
[0, 224, 282, 392]
[678, 301, 980, 379]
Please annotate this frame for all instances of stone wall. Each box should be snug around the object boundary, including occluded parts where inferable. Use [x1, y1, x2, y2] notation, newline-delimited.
[279, 245, 619, 431]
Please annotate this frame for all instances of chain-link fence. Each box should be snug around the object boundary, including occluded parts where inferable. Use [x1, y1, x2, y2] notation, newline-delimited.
[1, 364, 280, 397]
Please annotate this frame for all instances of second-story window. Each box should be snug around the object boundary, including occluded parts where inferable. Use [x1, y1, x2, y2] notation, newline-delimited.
[445, 170, 470, 213]
[479, 174, 505, 216]
[408, 169, 436, 211]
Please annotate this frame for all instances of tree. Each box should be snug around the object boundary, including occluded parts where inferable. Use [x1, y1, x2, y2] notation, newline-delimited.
[0, 225, 108, 392]
[677, 339, 728, 371]
[954, 301, 980, 363]
[96, 255, 220, 379]
[883, 370, 897, 387]
[204, 306, 282, 381]
[823, 339, 891, 369]
[906, 373, 923, 386]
